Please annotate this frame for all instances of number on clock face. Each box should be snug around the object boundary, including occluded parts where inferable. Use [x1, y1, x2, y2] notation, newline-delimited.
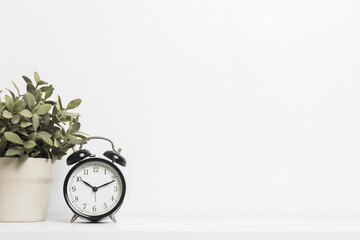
[66, 161, 123, 216]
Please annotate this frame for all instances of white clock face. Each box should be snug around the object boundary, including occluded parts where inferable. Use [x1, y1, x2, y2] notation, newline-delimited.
[66, 160, 124, 217]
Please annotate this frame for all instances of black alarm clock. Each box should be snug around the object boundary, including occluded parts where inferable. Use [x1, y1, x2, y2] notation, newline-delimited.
[63, 136, 127, 223]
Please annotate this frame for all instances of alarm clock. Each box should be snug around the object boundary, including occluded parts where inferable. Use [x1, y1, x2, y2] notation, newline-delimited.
[63, 136, 127, 223]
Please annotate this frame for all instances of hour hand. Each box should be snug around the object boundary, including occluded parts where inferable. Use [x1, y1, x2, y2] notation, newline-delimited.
[81, 180, 94, 188]
[97, 180, 115, 189]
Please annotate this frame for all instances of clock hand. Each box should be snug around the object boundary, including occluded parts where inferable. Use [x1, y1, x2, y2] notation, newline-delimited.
[82, 179, 100, 195]
[81, 180, 94, 189]
[82, 180, 98, 201]
[97, 180, 115, 189]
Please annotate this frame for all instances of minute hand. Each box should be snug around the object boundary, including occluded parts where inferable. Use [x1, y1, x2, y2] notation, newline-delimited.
[97, 180, 115, 189]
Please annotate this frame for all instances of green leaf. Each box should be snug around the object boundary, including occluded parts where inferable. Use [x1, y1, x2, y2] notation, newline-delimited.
[22, 76, 32, 84]
[40, 85, 54, 93]
[6, 89, 15, 100]
[20, 109, 33, 118]
[34, 104, 52, 115]
[53, 138, 59, 148]
[45, 100, 55, 105]
[0, 137, 7, 152]
[37, 80, 48, 85]
[53, 115, 61, 124]
[51, 151, 66, 160]
[9, 125, 20, 132]
[28, 132, 37, 141]
[74, 133, 87, 139]
[4, 132, 23, 145]
[24, 140, 36, 149]
[67, 133, 75, 139]
[5, 147, 24, 156]
[12, 81, 20, 96]
[60, 110, 79, 118]
[69, 116, 73, 130]
[68, 138, 82, 145]
[17, 128, 28, 137]
[54, 130, 64, 139]
[13, 99, 25, 112]
[25, 92, 35, 109]
[52, 104, 58, 115]
[66, 99, 81, 110]
[35, 90, 42, 102]
[32, 113, 39, 131]
[26, 83, 37, 95]
[70, 122, 81, 133]
[34, 72, 40, 84]
[0, 127, 5, 134]
[21, 121, 32, 128]
[31, 151, 40, 158]
[58, 95, 63, 110]
[61, 126, 66, 136]
[19, 154, 29, 162]
[5, 95, 14, 112]
[45, 149, 50, 159]
[45, 90, 53, 100]
[44, 113, 50, 126]
[37, 131, 51, 138]
[2, 110, 13, 119]
[11, 115, 20, 124]
[37, 131, 53, 146]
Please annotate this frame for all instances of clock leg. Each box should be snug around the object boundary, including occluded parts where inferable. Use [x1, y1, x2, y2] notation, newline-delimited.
[70, 214, 79, 223]
[109, 214, 117, 223]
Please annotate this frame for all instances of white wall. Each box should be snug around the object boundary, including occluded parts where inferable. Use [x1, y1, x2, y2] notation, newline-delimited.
[1, 0, 360, 218]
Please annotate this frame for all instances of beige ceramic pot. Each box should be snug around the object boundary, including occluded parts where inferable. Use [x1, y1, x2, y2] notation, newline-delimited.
[0, 157, 55, 222]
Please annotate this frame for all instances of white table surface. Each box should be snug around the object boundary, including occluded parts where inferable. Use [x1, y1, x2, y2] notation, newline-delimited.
[1, 217, 360, 240]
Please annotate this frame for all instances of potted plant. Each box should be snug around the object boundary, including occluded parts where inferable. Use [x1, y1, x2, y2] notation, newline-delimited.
[0, 72, 87, 222]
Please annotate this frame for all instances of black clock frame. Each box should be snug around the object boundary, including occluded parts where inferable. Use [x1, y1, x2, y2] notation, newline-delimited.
[63, 157, 126, 222]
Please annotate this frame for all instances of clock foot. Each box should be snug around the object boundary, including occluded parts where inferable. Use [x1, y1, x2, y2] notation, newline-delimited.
[109, 214, 117, 223]
[70, 214, 79, 223]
